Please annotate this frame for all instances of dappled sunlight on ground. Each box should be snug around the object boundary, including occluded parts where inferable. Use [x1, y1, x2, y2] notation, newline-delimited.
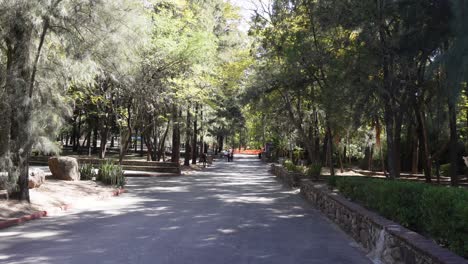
[0, 154, 370, 264]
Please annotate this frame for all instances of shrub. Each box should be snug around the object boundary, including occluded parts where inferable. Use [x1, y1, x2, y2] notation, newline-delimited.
[440, 163, 450, 176]
[327, 175, 337, 188]
[332, 177, 468, 258]
[307, 163, 322, 180]
[79, 163, 96, 181]
[284, 159, 300, 172]
[97, 160, 126, 188]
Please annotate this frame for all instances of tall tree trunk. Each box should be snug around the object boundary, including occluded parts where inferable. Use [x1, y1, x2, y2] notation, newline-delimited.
[199, 107, 204, 157]
[92, 118, 99, 153]
[448, 99, 459, 186]
[313, 109, 320, 162]
[171, 106, 181, 163]
[144, 131, 154, 161]
[192, 103, 198, 165]
[411, 128, 419, 174]
[280, 91, 315, 164]
[384, 104, 398, 179]
[134, 129, 138, 153]
[394, 113, 402, 176]
[99, 121, 109, 159]
[72, 114, 78, 152]
[326, 120, 335, 176]
[118, 130, 131, 164]
[140, 133, 144, 155]
[338, 144, 344, 173]
[80, 130, 90, 155]
[158, 120, 170, 161]
[184, 107, 192, 166]
[87, 129, 92, 156]
[378, 4, 400, 180]
[7, 11, 34, 201]
[0, 45, 13, 162]
[218, 135, 224, 153]
[322, 131, 329, 166]
[76, 113, 82, 151]
[414, 106, 432, 182]
[119, 105, 133, 164]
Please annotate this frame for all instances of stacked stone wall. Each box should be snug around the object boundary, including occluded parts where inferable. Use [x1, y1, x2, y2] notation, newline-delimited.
[270, 164, 468, 264]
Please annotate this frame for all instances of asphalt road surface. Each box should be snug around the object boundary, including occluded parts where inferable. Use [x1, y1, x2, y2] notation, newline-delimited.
[0, 155, 371, 264]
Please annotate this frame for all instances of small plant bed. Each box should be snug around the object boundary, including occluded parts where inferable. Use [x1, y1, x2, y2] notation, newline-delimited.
[328, 176, 468, 258]
[80, 160, 126, 188]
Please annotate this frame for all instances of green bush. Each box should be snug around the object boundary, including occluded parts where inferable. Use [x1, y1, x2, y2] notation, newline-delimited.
[327, 175, 337, 188]
[307, 163, 322, 180]
[97, 160, 126, 188]
[440, 163, 450, 176]
[79, 163, 96, 181]
[284, 159, 300, 172]
[333, 177, 468, 258]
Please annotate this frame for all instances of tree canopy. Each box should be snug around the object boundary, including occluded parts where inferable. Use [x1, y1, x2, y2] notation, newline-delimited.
[1, 0, 468, 201]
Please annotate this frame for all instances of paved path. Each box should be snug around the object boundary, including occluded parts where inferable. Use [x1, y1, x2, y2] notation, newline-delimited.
[0, 155, 371, 264]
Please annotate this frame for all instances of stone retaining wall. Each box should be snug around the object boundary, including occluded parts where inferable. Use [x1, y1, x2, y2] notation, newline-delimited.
[270, 164, 304, 188]
[270, 164, 468, 264]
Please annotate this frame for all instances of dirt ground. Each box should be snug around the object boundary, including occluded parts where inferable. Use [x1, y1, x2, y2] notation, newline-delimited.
[0, 180, 118, 221]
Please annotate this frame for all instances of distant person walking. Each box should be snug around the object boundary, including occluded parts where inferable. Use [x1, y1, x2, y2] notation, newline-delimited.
[200, 153, 207, 168]
[227, 148, 234, 162]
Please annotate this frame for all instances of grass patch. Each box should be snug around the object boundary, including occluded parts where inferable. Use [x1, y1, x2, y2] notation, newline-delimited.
[97, 160, 126, 188]
[328, 176, 468, 258]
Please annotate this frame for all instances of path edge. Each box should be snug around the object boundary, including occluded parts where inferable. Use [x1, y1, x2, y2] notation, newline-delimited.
[0, 188, 126, 230]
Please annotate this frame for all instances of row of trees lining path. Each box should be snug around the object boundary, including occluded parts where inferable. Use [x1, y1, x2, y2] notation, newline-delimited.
[2, 0, 468, 201]
[0, 155, 371, 264]
[0, 0, 250, 201]
[242, 0, 468, 186]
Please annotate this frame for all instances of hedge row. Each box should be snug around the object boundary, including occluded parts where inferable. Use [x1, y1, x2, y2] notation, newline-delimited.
[328, 176, 468, 258]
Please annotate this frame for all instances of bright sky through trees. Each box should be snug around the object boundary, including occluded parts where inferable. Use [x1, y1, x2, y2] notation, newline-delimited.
[229, 0, 271, 31]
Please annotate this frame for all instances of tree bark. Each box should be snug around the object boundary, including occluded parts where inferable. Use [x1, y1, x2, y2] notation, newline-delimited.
[414, 106, 432, 182]
[140, 133, 144, 155]
[134, 129, 138, 153]
[184, 106, 192, 166]
[448, 99, 459, 186]
[72, 114, 78, 152]
[384, 104, 398, 179]
[92, 118, 99, 153]
[99, 125, 109, 159]
[158, 120, 170, 161]
[192, 103, 199, 165]
[118, 104, 133, 164]
[411, 128, 419, 174]
[171, 106, 181, 163]
[199, 107, 204, 157]
[7, 11, 34, 201]
[326, 119, 335, 176]
[218, 135, 224, 153]
[144, 131, 155, 161]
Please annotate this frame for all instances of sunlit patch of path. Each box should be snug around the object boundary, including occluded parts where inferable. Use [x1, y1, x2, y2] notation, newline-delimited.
[0, 155, 371, 264]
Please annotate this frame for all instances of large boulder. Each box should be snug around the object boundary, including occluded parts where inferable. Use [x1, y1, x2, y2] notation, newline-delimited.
[28, 169, 46, 189]
[48, 157, 80, 181]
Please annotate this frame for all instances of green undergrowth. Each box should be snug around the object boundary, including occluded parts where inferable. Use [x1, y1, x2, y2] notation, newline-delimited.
[97, 160, 126, 188]
[283, 160, 322, 179]
[79, 163, 96, 181]
[283, 160, 303, 173]
[328, 176, 468, 258]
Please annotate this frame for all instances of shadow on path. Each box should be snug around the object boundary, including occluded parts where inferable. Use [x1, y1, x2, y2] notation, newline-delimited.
[0, 155, 371, 264]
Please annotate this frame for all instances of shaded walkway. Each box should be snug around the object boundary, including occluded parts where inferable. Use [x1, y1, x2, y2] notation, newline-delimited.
[0, 155, 371, 264]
